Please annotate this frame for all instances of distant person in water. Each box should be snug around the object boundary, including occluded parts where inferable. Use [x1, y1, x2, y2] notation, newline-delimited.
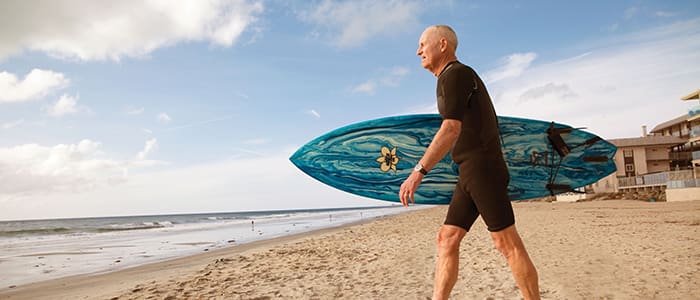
[398, 24, 540, 300]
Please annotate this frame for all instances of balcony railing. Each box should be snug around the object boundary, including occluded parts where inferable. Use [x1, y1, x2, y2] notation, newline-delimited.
[691, 127, 700, 139]
[669, 152, 693, 160]
[618, 170, 694, 188]
[693, 150, 700, 160]
[668, 179, 700, 189]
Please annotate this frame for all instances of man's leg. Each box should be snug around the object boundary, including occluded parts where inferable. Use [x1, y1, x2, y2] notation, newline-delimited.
[490, 224, 540, 300]
[433, 224, 467, 300]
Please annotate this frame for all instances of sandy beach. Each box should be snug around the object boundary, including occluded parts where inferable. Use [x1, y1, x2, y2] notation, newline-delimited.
[1, 199, 698, 300]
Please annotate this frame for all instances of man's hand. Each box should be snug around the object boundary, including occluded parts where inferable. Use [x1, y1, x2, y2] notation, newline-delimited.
[399, 171, 424, 206]
[399, 119, 460, 206]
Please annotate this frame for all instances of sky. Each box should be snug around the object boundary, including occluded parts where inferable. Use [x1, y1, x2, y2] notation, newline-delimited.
[1, 0, 699, 220]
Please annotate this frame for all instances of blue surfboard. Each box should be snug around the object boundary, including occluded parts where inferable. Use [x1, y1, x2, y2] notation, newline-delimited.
[290, 114, 617, 204]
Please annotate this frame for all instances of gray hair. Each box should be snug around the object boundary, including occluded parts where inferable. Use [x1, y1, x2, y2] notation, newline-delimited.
[430, 25, 458, 51]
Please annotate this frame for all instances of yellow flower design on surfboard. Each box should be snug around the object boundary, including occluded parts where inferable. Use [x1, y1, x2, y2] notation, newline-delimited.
[376, 146, 399, 172]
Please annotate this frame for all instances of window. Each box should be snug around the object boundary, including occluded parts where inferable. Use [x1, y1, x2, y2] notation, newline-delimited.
[625, 164, 634, 172]
[623, 149, 634, 157]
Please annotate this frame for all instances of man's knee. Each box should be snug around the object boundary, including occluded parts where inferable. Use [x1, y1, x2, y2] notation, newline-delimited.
[436, 225, 466, 255]
[490, 225, 525, 259]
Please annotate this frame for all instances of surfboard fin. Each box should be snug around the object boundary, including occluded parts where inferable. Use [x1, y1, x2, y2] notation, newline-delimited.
[582, 156, 609, 162]
[546, 184, 584, 195]
[583, 136, 601, 146]
[547, 122, 570, 157]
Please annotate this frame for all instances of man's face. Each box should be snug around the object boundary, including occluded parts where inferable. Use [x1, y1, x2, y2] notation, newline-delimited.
[416, 28, 441, 71]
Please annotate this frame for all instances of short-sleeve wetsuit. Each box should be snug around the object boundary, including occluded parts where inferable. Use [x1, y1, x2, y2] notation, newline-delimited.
[437, 61, 514, 232]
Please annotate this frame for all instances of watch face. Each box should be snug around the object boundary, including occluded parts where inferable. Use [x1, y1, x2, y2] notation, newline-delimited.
[414, 163, 427, 175]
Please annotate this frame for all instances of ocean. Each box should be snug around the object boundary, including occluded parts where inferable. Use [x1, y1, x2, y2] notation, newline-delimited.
[0, 205, 422, 288]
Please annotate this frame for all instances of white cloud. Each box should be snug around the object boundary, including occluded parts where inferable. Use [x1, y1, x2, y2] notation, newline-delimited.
[352, 66, 410, 95]
[380, 66, 410, 87]
[352, 81, 376, 95]
[45, 94, 87, 117]
[157, 112, 172, 123]
[483, 52, 537, 84]
[300, 0, 420, 48]
[655, 11, 677, 18]
[2, 119, 24, 129]
[0, 139, 165, 200]
[519, 83, 578, 102]
[137, 139, 158, 160]
[241, 138, 268, 145]
[486, 18, 700, 139]
[0, 69, 69, 103]
[0, 0, 264, 61]
[126, 106, 145, 115]
[624, 6, 640, 20]
[0, 140, 120, 196]
[160, 115, 234, 132]
[306, 109, 321, 119]
[235, 91, 250, 99]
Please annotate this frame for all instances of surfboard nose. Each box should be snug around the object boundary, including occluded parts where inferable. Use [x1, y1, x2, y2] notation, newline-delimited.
[289, 147, 312, 172]
[289, 149, 303, 166]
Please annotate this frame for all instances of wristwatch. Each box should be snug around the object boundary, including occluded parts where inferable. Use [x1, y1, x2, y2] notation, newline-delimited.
[414, 163, 428, 175]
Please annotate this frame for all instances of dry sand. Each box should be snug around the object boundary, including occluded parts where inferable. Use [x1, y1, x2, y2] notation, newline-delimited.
[1, 200, 698, 300]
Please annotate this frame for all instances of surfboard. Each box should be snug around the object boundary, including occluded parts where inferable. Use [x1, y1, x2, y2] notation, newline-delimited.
[290, 114, 617, 204]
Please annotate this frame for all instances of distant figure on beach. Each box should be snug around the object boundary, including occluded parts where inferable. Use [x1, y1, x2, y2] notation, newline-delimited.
[399, 25, 540, 300]
[251, 220, 255, 231]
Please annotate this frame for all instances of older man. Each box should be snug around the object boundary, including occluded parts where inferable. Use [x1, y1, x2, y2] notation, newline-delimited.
[399, 25, 540, 300]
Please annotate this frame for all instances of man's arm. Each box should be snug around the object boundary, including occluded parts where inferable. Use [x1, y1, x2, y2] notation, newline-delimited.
[399, 119, 461, 206]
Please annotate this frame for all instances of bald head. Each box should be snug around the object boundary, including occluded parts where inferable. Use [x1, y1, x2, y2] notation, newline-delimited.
[417, 25, 459, 76]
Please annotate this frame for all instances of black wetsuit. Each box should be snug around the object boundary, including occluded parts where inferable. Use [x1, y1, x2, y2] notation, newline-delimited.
[437, 61, 514, 232]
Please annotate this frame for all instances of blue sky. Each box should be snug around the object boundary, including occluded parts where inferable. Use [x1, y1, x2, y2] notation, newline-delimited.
[1, 0, 699, 220]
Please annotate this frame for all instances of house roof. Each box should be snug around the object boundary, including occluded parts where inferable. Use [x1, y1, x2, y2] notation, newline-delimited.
[681, 89, 700, 101]
[609, 136, 686, 148]
[650, 114, 688, 133]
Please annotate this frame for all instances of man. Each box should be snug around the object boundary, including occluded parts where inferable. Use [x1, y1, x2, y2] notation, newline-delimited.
[399, 25, 540, 300]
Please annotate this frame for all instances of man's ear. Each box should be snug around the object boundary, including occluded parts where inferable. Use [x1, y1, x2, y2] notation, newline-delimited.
[440, 38, 448, 52]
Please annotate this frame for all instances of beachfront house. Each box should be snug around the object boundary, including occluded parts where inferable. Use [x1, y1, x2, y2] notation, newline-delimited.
[588, 89, 700, 201]
[590, 135, 688, 194]
[679, 89, 700, 179]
